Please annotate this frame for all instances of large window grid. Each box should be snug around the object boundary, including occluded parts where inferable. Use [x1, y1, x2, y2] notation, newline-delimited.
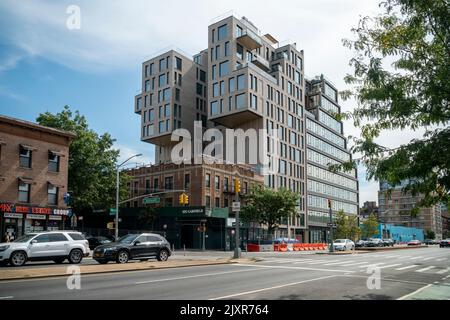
[307, 134, 349, 162]
[307, 164, 357, 190]
[308, 194, 357, 215]
[307, 149, 356, 177]
[308, 179, 357, 202]
[307, 119, 345, 148]
[318, 110, 341, 133]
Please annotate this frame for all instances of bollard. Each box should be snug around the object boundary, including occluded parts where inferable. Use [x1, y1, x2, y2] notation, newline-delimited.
[183, 244, 186, 256]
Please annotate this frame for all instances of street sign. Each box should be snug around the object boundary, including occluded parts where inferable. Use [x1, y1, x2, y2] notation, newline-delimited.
[92, 209, 105, 213]
[109, 208, 117, 216]
[232, 201, 241, 212]
[78, 216, 83, 221]
[327, 223, 336, 228]
[231, 222, 244, 227]
[143, 197, 160, 204]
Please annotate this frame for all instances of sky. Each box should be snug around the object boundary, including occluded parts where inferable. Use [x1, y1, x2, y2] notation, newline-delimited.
[0, 0, 426, 206]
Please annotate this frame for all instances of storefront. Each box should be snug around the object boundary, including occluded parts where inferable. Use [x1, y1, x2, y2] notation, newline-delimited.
[0, 203, 71, 242]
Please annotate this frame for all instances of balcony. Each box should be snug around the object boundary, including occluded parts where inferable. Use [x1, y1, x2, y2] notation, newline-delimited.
[251, 54, 270, 72]
[237, 29, 262, 50]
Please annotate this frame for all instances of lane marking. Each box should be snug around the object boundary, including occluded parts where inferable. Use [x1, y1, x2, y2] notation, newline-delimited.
[422, 257, 434, 261]
[378, 264, 402, 269]
[135, 268, 263, 284]
[436, 268, 450, 275]
[397, 284, 433, 300]
[209, 275, 337, 300]
[356, 262, 386, 269]
[395, 265, 419, 271]
[340, 261, 370, 267]
[436, 258, 447, 262]
[409, 256, 424, 260]
[323, 260, 357, 266]
[416, 266, 435, 273]
[0, 296, 13, 299]
[231, 263, 355, 273]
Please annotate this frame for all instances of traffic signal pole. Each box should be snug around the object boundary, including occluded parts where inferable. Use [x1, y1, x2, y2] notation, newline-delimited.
[328, 199, 334, 253]
[233, 178, 241, 259]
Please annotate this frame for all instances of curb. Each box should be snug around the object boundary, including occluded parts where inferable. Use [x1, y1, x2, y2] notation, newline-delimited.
[0, 259, 237, 282]
[355, 245, 429, 251]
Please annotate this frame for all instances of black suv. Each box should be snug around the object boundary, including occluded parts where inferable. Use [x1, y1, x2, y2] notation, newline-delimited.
[93, 233, 171, 264]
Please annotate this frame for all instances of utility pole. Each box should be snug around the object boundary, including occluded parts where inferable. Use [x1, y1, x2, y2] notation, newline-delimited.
[233, 177, 241, 259]
[328, 199, 334, 253]
[115, 153, 142, 240]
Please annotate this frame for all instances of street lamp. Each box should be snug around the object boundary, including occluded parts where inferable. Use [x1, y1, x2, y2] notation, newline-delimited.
[115, 153, 142, 240]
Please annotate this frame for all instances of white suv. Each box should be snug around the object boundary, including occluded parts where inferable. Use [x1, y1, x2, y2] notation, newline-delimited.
[0, 231, 90, 267]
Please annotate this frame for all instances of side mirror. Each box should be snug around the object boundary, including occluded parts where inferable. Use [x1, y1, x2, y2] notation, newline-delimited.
[134, 241, 140, 246]
[31, 240, 37, 245]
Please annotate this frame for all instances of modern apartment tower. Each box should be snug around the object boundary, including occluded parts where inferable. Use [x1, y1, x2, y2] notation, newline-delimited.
[133, 14, 359, 243]
[305, 76, 359, 243]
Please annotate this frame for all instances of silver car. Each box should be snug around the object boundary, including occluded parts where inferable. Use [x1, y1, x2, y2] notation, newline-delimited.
[333, 239, 355, 251]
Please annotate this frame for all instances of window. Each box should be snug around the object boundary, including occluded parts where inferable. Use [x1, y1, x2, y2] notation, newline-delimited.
[19, 146, 32, 168]
[184, 174, 190, 189]
[68, 233, 85, 241]
[49, 233, 68, 242]
[224, 42, 230, 56]
[196, 83, 203, 95]
[175, 88, 180, 101]
[213, 83, 219, 97]
[215, 176, 220, 189]
[159, 121, 165, 133]
[205, 196, 211, 208]
[250, 94, 257, 109]
[18, 181, 30, 203]
[159, 74, 167, 87]
[224, 177, 229, 191]
[164, 104, 171, 117]
[175, 57, 182, 71]
[220, 81, 225, 95]
[154, 178, 159, 190]
[236, 93, 246, 109]
[159, 58, 165, 71]
[48, 152, 60, 172]
[237, 74, 245, 90]
[200, 70, 206, 82]
[215, 197, 220, 208]
[210, 101, 219, 115]
[162, 88, 171, 101]
[236, 44, 243, 60]
[149, 109, 154, 121]
[212, 65, 217, 80]
[218, 24, 228, 41]
[219, 61, 229, 77]
[164, 176, 173, 190]
[236, 25, 243, 37]
[145, 80, 150, 92]
[212, 29, 215, 43]
[229, 78, 235, 92]
[205, 173, 210, 187]
[34, 234, 51, 243]
[215, 45, 220, 60]
[149, 63, 154, 75]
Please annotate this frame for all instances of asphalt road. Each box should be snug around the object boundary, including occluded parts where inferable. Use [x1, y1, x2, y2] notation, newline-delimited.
[0, 247, 449, 300]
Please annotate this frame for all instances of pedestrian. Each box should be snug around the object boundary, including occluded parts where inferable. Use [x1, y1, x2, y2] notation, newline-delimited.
[3, 233, 10, 243]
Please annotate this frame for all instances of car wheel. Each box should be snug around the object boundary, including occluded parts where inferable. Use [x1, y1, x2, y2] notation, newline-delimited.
[68, 249, 83, 264]
[53, 258, 65, 264]
[157, 249, 169, 261]
[10, 251, 27, 267]
[116, 250, 129, 264]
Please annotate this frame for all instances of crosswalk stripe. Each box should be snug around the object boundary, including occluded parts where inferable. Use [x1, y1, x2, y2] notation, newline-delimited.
[416, 266, 435, 273]
[436, 258, 447, 261]
[409, 256, 424, 259]
[422, 257, 434, 261]
[323, 260, 356, 266]
[436, 268, 450, 274]
[395, 265, 419, 271]
[340, 261, 370, 267]
[304, 260, 331, 264]
[378, 264, 402, 269]
[357, 263, 386, 269]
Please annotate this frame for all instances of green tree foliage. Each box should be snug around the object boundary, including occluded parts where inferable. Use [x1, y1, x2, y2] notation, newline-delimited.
[240, 186, 299, 239]
[36, 106, 131, 211]
[425, 229, 436, 240]
[362, 213, 380, 238]
[335, 210, 361, 241]
[340, 0, 450, 211]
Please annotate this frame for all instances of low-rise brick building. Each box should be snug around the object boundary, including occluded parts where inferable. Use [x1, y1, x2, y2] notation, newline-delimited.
[0, 115, 75, 241]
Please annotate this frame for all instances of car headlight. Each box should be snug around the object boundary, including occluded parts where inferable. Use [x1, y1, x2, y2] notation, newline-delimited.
[0, 245, 10, 251]
[104, 247, 118, 251]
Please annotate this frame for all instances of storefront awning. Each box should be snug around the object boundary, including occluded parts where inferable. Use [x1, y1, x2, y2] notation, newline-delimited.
[49, 149, 65, 157]
[20, 144, 37, 151]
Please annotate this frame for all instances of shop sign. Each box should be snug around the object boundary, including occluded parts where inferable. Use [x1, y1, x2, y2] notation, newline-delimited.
[52, 209, 71, 216]
[181, 208, 204, 215]
[3, 213, 23, 219]
[0, 203, 70, 216]
[48, 215, 63, 221]
[27, 214, 46, 220]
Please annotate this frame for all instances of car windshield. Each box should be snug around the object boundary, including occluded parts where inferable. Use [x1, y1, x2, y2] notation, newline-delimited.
[12, 234, 37, 243]
[117, 234, 138, 244]
[334, 239, 345, 243]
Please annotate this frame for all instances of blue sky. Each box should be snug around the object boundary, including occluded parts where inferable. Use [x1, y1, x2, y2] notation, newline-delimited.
[1, 0, 422, 205]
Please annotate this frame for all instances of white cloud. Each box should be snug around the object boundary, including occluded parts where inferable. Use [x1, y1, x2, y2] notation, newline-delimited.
[114, 142, 154, 168]
[0, 85, 26, 102]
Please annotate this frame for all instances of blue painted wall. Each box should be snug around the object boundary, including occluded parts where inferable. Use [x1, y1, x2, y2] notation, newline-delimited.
[376, 224, 424, 242]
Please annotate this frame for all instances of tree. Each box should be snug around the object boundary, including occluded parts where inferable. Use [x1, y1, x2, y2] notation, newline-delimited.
[335, 210, 361, 241]
[362, 213, 380, 238]
[425, 229, 436, 240]
[36, 106, 130, 212]
[340, 0, 450, 212]
[240, 186, 299, 239]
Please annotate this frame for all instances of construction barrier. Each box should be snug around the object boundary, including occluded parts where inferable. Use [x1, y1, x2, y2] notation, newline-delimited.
[248, 242, 328, 252]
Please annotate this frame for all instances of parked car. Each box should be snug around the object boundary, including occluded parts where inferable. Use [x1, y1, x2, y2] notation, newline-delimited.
[407, 239, 422, 246]
[332, 239, 355, 251]
[424, 239, 439, 245]
[382, 239, 395, 247]
[0, 231, 90, 267]
[93, 233, 172, 264]
[366, 238, 384, 247]
[439, 239, 450, 248]
[355, 239, 368, 248]
[86, 236, 112, 250]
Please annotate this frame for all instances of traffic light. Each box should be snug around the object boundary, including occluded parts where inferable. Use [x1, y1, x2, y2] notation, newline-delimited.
[327, 199, 332, 209]
[234, 178, 241, 193]
[179, 193, 189, 205]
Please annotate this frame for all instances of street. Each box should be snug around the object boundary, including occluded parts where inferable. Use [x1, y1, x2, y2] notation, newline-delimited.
[0, 247, 449, 300]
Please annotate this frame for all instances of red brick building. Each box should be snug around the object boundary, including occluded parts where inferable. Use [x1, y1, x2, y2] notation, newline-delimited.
[0, 115, 75, 241]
